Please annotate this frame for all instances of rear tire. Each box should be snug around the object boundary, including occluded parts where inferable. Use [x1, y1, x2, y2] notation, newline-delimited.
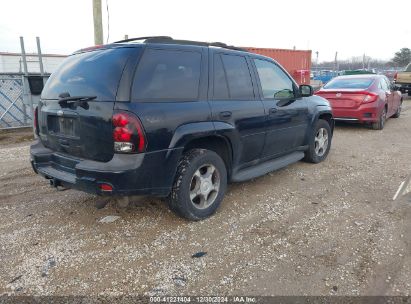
[392, 100, 402, 118]
[168, 149, 227, 221]
[304, 119, 332, 163]
[372, 107, 386, 130]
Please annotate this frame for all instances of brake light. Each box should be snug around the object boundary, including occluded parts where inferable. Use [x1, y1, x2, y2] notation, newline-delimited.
[99, 183, 113, 192]
[112, 111, 146, 153]
[34, 106, 39, 135]
[394, 72, 397, 82]
[362, 92, 378, 103]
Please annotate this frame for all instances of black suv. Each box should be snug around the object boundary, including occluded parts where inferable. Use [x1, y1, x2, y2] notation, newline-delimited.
[30, 37, 334, 220]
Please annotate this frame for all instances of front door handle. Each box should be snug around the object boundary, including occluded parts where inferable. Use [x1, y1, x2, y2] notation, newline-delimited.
[219, 111, 232, 119]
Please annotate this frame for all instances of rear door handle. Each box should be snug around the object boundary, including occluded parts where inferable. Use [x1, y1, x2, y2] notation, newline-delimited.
[219, 111, 232, 119]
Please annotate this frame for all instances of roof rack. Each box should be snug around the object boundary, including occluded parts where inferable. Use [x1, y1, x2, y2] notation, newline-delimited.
[114, 36, 247, 52]
[113, 36, 173, 43]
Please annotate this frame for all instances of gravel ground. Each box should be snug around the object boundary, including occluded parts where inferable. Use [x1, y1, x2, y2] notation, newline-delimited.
[0, 96, 410, 296]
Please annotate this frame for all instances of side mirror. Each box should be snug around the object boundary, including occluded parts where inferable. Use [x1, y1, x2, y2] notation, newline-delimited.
[299, 84, 314, 97]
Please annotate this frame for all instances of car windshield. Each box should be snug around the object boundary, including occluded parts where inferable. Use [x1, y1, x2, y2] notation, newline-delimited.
[323, 78, 374, 89]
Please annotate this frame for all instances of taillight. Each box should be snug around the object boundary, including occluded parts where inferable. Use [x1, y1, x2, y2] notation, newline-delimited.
[112, 111, 146, 153]
[394, 72, 397, 82]
[362, 92, 378, 103]
[99, 183, 113, 192]
[34, 106, 39, 135]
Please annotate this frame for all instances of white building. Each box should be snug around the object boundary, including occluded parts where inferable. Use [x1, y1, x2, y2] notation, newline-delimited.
[0, 52, 67, 74]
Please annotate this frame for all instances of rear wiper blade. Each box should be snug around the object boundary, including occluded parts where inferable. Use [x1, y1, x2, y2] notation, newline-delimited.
[58, 95, 97, 103]
[58, 95, 96, 109]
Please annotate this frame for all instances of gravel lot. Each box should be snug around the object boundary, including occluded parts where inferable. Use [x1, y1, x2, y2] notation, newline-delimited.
[1, 96, 411, 296]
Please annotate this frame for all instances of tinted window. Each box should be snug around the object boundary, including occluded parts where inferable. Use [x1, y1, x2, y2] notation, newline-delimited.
[324, 78, 374, 89]
[254, 59, 294, 99]
[42, 48, 135, 100]
[132, 49, 201, 101]
[213, 55, 229, 99]
[221, 54, 254, 100]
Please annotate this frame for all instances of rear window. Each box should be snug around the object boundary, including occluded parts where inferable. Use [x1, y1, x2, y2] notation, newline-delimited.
[405, 63, 411, 72]
[221, 54, 254, 100]
[132, 49, 201, 101]
[213, 55, 229, 99]
[323, 78, 374, 89]
[41, 47, 135, 100]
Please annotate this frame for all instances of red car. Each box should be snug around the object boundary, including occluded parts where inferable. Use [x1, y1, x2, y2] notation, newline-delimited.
[315, 75, 403, 130]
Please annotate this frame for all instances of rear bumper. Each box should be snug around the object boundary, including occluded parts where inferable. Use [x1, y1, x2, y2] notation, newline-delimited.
[30, 140, 182, 196]
[332, 103, 381, 123]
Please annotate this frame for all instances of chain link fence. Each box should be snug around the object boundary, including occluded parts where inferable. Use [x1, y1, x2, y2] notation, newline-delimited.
[0, 73, 31, 129]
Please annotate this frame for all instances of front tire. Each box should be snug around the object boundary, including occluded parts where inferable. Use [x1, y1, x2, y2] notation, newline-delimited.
[392, 100, 402, 118]
[304, 119, 332, 163]
[168, 149, 227, 220]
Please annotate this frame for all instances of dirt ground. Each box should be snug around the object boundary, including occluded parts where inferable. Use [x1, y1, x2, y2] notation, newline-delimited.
[1, 97, 411, 297]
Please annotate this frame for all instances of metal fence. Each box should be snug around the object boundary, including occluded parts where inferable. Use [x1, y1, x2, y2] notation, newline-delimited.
[0, 73, 31, 129]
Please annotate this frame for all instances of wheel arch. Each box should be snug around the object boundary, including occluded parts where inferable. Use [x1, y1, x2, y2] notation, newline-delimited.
[182, 135, 233, 179]
[306, 108, 334, 145]
[318, 112, 334, 134]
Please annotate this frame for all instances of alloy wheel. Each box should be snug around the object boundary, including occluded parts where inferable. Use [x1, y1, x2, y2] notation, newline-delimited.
[189, 164, 220, 209]
[314, 127, 329, 157]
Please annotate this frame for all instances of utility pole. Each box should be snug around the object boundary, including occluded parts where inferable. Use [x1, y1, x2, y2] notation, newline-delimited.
[334, 51, 338, 72]
[92, 0, 103, 45]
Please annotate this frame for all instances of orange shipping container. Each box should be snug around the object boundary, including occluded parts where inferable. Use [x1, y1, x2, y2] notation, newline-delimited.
[245, 47, 312, 85]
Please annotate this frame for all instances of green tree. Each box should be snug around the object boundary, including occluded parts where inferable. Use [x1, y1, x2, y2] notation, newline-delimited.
[392, 48, 411, 67]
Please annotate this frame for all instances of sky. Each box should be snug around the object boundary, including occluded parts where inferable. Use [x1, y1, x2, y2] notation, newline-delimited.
[0, 0, 410, 62]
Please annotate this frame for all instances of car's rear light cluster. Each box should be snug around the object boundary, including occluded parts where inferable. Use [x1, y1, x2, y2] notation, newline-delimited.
[361, 92, 378, 103]
[34, 106, 39, 136]
[394, 72, 397, 82]
[112, 111, 146, 153]
[99, 183, 113, 192]
[316, 90, 379, 104]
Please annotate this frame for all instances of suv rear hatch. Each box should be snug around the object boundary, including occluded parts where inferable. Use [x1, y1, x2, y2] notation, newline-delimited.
[38, 46, 137, 162]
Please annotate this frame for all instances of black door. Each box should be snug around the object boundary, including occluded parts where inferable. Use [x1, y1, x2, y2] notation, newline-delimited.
[252, 58, 308, 159]
[209, 52, 266, 166]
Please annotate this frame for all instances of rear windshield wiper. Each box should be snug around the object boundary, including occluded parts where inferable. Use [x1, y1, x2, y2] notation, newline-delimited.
[58, 94, 96, 109]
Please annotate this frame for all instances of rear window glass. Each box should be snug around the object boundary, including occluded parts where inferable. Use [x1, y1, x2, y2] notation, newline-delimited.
[41, 48, 135, 100]
[324, 78, 374, 89]
[405, 64, 411, 72]
[132, 49, 201, 101]
[221, 54, 254, 100]
[213, 55, 229, 99]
